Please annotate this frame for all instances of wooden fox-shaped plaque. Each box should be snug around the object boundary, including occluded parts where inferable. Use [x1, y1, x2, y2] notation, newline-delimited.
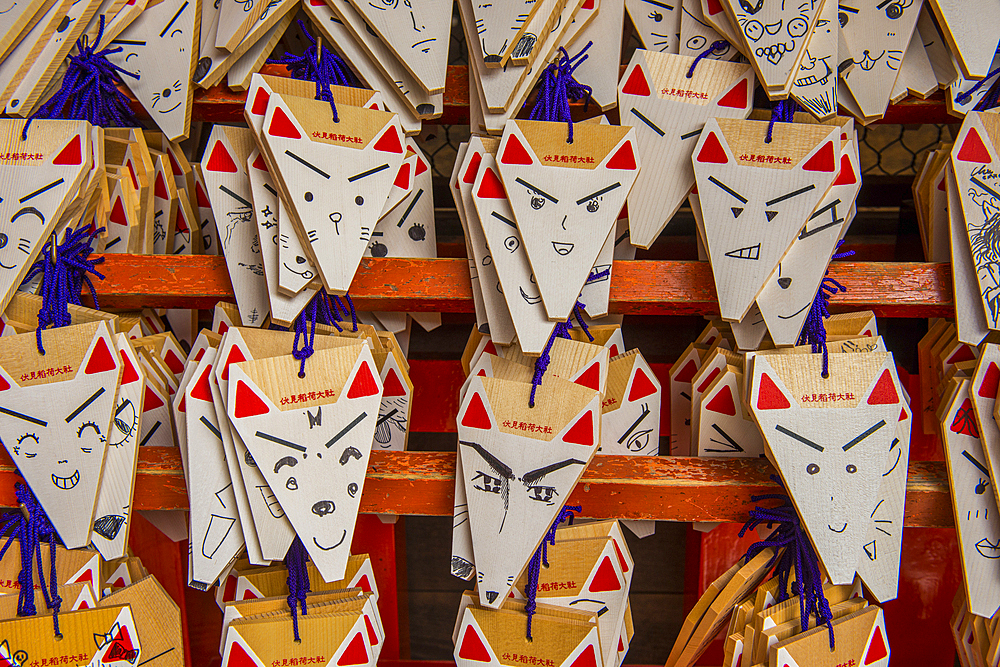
[946, 162, 991, 347]
[772, 605, 889, 667]
[0, 120, 91, 315]
[0, 321, 121, 548]
[618, 50, 754, 249]
[926, 0, 997, 79]
[943, 378, 1000, 618]
[756, 135, 862, 345]
[692, 118, 840, 321]
[790, 0, 838, 119]
[978, 345, 1000, 500]
[698, 367, 765, 458]
[259, 90, 406, 294]
[200, 125, 270, 326]
[496, 119, 640, 320]
[626, 0, 680, 53]
[457, 374, 601, 608]
[0, 605, 142, 666]
[228, 346, 383, 582]
[600, 349, 661, 457]
[750, 350, 903, 586]
[106, 0, 200, 141]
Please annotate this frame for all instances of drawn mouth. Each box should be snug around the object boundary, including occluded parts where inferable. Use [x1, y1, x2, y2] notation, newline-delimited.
[778, 303, 810, 320]
[884, 448, 901, 476]
[724, 244, 760, 260]
[828, 523, 847, 533]
[794, 59, 832, 86]
[0, 260, 16, 269]
[756, 40, 794, 65]
[552, 241, 574, 256]
[520, 287, 542, 304]
[977, 538, 1000, 558]
[282, 262, 313, 279]
[313, 529, 347, 551]
[52, 470, 80, 490]
[158, 101, 182, 114]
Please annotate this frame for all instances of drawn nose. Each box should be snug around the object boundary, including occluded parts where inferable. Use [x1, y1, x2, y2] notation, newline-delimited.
[312, 500, 335, 517]
[778, 277, 792, 289]
[485, 591, 499, 603]
[162, 88, 171, 98]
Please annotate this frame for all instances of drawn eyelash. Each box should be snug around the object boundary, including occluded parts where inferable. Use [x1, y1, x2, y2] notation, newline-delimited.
[77, 421, 101, 437]
[17, 433, 37, 445]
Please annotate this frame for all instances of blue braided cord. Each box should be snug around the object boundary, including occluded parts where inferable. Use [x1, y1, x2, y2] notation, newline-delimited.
[687, 40, 729, 78]
[765, 99, 798, 144]
[524, 505, 580, 639]
[796, 241, 855, 377]
[526, 42, 594, 143]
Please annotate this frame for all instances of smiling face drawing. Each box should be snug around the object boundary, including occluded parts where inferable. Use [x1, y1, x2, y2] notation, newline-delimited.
[729, 0, 817, 80]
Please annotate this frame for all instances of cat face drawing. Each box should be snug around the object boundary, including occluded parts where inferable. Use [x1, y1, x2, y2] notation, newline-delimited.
[0, 321, 121, 548]
[227, 346, 382, 582]
[750, 352, 902, 585]
[496, 120, 639, 320]
[724, 0, 821, 89]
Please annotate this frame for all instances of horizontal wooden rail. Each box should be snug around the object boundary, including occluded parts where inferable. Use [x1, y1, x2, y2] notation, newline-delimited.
[0, 450, 951, 526]
[89, 254, 954, 317]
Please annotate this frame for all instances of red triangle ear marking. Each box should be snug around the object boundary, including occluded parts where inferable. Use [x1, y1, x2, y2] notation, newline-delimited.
[241, 588, 259, 600]
[164, 349, 184, 375]
[589, 555, 622, 592]
[394, 162, 411, 190]
[609, 344, 621, 357]
[191, 365, 214, 402]
[674, 358, 698, 384]
[218, 321, 230, 335]
[227, 640, 260, 667]
[864, 624, 888, 664]
[696, 132, 728, 164]
[85, 337, 117, 375]
[501, 134, 533, 165]
[222, 575, 237, 602]
[607, 141, 637, 170]
[365, 614, 379, 645]
[899, 407, 908, 422]
[126, 161, 139, 190]
[154, 172, 169, 199]
[832, 154, 857, 186]
[348, 361, 380, 398]
[571, 645, 598, 667]
[706, 0, 723, 13]
[196, 181, 211, 207]
[756, 374, 791, 410]
[563, 410, 594, 446]
[802, 141, 836, 172]
[234, 380, 270, 418]
[168, 152, 182, 175]
[948, 345, 976, 364]
[612, 539, 630, 573]
[717, 78, 749, 109]
[120, 350, 139, 385]
[143, 385, 164, 411]
[621, 65, 651, 97]
[477, 167, 507, 199]
[53, 135, 83, 165]
[628, 367, 657, 401]
[355, 573, 373, 593]
[697, 366, 722, 393]
[582, 0, 594, 8]
[177, 395, 186, 413]
[463, 151, 482, 184]
[176, 209, 190, 234]
[373, 125, 403, 153]
[250, 86, 270, 116]
[251, 154, 267, 171]
[337, 632, 369, 665]
[981, 362, 1000, 399]
[110, 197, 129, 226]
[867, 369, 899, 405]
[483, 340, 498, 356]
[415, 157, 428, 175]
[382, 368, 407, 397]
[458, 624, 491, 662]
[575, 362, 601, 391]
[206, 142, 238, 173]
[706, 384, 737, 416]
[951, 399, 980, 437]
[267, 106, 301, 139]
[69, 566, 93, 584]
[221, 345, 247, 381]
[476, 368, 487, 377]
[461, 392, 492, 429]
[958, 126, 992, 163]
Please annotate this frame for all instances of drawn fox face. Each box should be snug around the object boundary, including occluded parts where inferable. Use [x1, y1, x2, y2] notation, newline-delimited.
[227, 347, 382, 582]
[727, 0, 818, 84]
[750, 352, 902, 585]
[496, 120, 639, 320]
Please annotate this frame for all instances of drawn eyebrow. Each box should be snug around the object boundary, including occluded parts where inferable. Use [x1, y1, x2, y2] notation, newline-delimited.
[396, 189, 423, 227]
[515, 177, 558, 203]
[200, 415, 223, 441]
[641, 0, 673, 8]
[839, 5, 859, 13]
[616, 230, 630, 245]
[20, 178, 64, 203]
[964, 449, 991, 477]
[110, 39, 146, 45]
[284, 150, 330, 179]
[775, 424, 823, 451]
[460, 440, 514, 480]
[765, 184, 816, 207]
[324, 411, 368, 448]
[159, 1, 189, 37]
[138, 420, 161, 446]
[65, 387, 105, 423]
[618, 404, 651, 444]
[491, 211, 517, 228]
[799, 199, 842, 240]
[680, 129, 703, 141]
[0, 406, 46, 426]
[576, 183, 621, 205]
[842, 420, 886, 451]
[348, 163, 390, 182]
[522, 459, 587, 485]
[219, 185, 251, 208]
[263, 183, 277, 197]
[274, 456, 297, 473]
[376, 408, 398, 427]
[629, 108, 664, 137]
[875, 0, 893, 8]
[707, 176, 747, 204]
[706, 423, 744, 453]
[256, 430, 306, 452]
[972, 176, 1000, 200]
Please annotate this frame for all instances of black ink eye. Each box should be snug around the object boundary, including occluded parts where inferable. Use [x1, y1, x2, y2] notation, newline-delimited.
[348, 482, 358, 497]
[472, 471, 501, 494]
[846, 464, 857, 474]
[627, 429, 653, 453]
[886, 2, 903, 18]
[530, 196, 545, 210]
[286, 477, 298, 490]
[245, 451, 257, 467]
[274, 456, 297, 473]
[77, 421, 101, 438]
[586, 199, 599, 213]
[807, 463, 819, 475]
[304, 192, 313, 202]
[528, 486, 557, 503]
[838, 12, 848, 27]
[312, 500, 335, 516]
[340, 447, 363, 465]
[0, 233, 8, 248]
[504, 236, 519, 252]
[355, 196, 364, 206]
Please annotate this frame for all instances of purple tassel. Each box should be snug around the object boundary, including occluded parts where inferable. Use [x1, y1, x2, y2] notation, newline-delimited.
[797, 241, 855, 377]
[526, 42, 594, 143]
[686, 40, 730, 78]
[284, 536, 311, 642]
[524, 505, 580, 639]
[765, 99, 798, 144]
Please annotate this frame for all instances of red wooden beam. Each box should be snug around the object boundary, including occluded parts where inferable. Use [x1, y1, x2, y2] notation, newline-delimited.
[89, 254, 954, 317]
[0, 449, 952, 526]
